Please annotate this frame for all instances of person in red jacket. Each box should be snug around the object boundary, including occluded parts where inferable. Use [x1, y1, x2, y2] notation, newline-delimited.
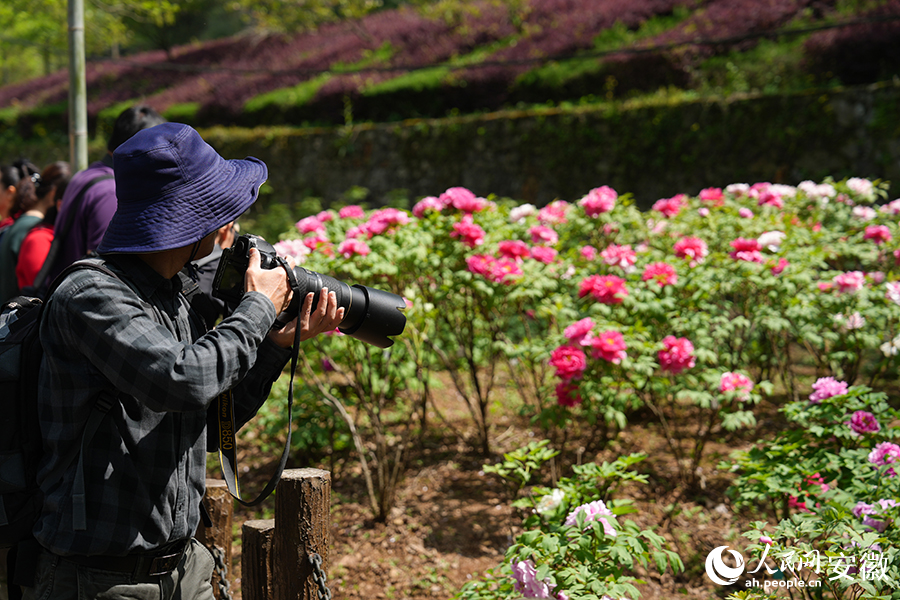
[14, 162, 72, 292]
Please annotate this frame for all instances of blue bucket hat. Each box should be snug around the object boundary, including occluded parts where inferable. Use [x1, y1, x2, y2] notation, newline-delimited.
[97, 122, 267, 254]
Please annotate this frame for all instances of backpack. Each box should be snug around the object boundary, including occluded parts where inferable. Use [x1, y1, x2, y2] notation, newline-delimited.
[0, 261, 119, 549]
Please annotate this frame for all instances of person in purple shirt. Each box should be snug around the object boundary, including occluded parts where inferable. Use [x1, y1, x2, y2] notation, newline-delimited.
[42, 105, 166, 286]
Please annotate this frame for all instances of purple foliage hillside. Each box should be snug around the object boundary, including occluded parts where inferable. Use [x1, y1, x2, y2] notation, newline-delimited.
[0, 0, 897, 129]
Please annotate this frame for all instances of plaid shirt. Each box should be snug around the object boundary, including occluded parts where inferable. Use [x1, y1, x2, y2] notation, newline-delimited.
[35, 255, 290, 556]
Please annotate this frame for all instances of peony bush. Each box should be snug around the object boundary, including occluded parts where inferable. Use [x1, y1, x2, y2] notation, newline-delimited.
[260, 174, 900, 596]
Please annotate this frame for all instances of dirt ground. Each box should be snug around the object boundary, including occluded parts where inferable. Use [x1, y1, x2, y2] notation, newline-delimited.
[223, 394, 788, 600]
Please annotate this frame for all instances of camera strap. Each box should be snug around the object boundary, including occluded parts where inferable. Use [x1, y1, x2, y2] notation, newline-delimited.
[216, 267, 302, 506]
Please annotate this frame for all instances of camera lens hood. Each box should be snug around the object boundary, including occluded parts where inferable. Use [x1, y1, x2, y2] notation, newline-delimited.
[339, 285, 407, 348]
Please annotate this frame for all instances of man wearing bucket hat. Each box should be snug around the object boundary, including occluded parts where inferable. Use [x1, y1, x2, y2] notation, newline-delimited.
[23, 123, 343, 600]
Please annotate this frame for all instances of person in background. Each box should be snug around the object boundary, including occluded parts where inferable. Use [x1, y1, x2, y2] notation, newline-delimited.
[0, 161, 62, 302]
[40, 104, 166, 287]
[16, 162, 72, 292]
[0, 160, 39, 231]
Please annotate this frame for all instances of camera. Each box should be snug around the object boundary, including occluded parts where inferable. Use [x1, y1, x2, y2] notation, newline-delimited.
[212, 234, 406, 348]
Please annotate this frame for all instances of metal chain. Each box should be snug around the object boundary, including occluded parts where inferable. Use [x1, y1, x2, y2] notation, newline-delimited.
[308, 553, 333, 600]
[211, 546, 233, 600]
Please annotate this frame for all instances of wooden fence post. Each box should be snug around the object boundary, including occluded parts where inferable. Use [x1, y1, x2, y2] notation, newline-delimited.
[196, 479, 234, 600]
[273, 468, 331, 600]
[242, 519, 275, 600]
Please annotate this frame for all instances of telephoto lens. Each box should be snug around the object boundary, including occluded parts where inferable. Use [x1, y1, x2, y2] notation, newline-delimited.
[212, 234, 406, 348]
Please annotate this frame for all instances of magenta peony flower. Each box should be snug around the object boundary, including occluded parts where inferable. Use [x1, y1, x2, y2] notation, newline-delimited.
[658, 336, 696, 374]
[549, 346, 587, 380]
[591, 330, 627, 364]
[673, 236, 708, 263]
[497, 239, 530, 261]
[578, 275, 628, 304]
[366, 207, 410, 236]
[530, 246, 558, 264]
[563, 318, 595, 346]
[730, 238, 765, 263]
[869, 442, 900, 476]
[564, 500, 617, 537]
[653, 194, 687, 218]
[578, 186, 617, 217]
[466, 254, 494, 278]
[864, 225, 892, 245]
[832, 271, 865, 294]
[719, 372, 754, 400]
[439, 186, 487, 213]
[850, 411, 881, 435]
[642, 262, 678, 287]
[770, 257, 789, 275]
[338, 205, 366, 219]
[699, 187, 725, 205]
[450, 215, 485, 247]
[808, 377, 848, 403]
[555, 381, 582, 407]
[296, 215, 327, 236]
[580, 245, 597, 261]
[600, 244, 636, 271]
[337, 238, 371, 258]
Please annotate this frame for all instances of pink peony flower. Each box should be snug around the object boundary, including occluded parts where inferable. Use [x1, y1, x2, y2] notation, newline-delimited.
[580, 245, 597, 261]
[698, 207, 710, 217]
[338, 205, 366, 219]
[530, 246, 558, 264]
[451, 215, 486, 247]
[489, 258, 523, 284]
[564, 500, 617, 537]
[497, 240, 530, 261]
[864, 225, 892, 245]
[529, 225, 559, 245]
[578, 275, 628, 304]
[673, 236, 708, 264]
[563, 318, 595, 346]
[653, 194, 687, 218]
[869, 442, 900, 476]
[730, 237, 765, 263]
[759, 536, 774, 545]
[658, 336, 696, 374]
[591, 330, 627, 364]
[440, 187, 486, 213]
[739, 207, 754, 218]
[642, 262, 678, 287]
[699, 187, 725, 206]
[296, 215, 327, 236]
[833, 271, 865, 294]
[555, 381, 582, 407]
[412, 196, 444, 218]
[853, 501, 897, 532]
[850, 410, 881, 434]
[808, 377, 848, 403]
[366, 207, 410, 236]
[600, 244, 636, 271]
[466, 254, 494, 278]
[771, 258, 790, 275]
[337, 238, 371, 258]
[538, 200, 570, 224]
[578, 186, 617, 216]
[757, 190, 784, 208]
[509, 203, 536, 223]
[511, 559, 556, 599]
[549, 346, 587, 380]
[719, 372, 754, 400]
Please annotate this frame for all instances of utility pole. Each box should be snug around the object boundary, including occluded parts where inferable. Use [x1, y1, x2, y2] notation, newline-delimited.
[68, 0, 88, 171]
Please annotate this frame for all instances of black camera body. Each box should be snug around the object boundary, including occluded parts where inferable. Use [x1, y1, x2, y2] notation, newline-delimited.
[212, 234, 406, 348]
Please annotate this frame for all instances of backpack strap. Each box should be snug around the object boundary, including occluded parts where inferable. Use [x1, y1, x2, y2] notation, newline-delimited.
[40, 259, 123, 531]
[29, 174, 114, 296]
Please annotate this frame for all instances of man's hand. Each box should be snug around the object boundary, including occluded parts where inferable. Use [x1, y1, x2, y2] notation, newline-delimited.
[244, 247, 293, 314]
[269, 288, 345, 348]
